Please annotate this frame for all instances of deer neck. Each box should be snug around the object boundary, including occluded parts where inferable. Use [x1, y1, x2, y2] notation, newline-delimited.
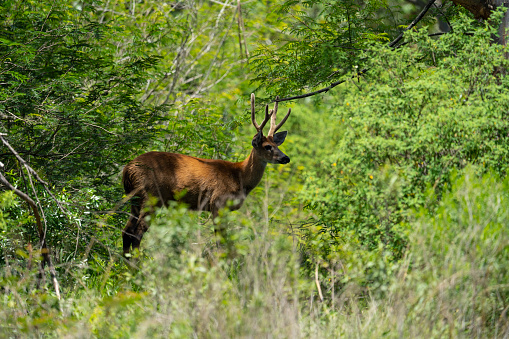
[239, 148, 267, 194]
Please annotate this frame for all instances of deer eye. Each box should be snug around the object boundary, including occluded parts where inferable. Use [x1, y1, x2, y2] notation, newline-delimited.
[264, 145, 272, 151]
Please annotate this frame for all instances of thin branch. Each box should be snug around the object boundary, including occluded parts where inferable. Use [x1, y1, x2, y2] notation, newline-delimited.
[0, 167, 61, 301]
[237, 0, 249, 58]
[208, 0, 235, 7]
[434, 2, 454, 33]
[162, 27, 191, 106]
[190, 5, 238, 98]
[275, 68, 368, 102]
[0, 134, 49, 186]
[0, 110, 28, 123]
[197, 60, 245, 94]
[237, 0, 244, 58]
[0, 174, 42, 242]
[58, 141, 88, 161]
[315, 263, 324, 302]
[389, 0, 437, 48]
[274, 0, 437, 103]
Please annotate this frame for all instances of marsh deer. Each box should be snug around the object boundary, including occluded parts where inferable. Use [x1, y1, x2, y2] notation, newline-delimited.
[122, 94, 291, 255]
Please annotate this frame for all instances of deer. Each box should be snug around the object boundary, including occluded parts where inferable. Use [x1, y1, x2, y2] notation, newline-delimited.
[121, 94, 291, 256]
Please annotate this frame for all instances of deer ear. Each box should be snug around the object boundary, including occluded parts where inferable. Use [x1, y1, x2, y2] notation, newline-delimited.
[273, 131, 287, 146]
[252, 131, 263, 148]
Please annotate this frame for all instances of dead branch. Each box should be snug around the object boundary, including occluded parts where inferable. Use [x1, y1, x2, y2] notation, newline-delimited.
[315, 263, 324, 302]
[0, 163, 61, 300]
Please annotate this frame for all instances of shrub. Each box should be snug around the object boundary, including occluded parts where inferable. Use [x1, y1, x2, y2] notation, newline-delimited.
[300, 11, 509, 262]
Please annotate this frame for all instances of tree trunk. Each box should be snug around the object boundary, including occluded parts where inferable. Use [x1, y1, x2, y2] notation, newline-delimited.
[494, 0, 509, 51]
[451, 0, 509, 55]
[450, 0, 493, 19]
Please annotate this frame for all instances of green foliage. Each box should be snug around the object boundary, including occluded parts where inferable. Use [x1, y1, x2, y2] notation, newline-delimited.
[1, 170, 508, 337]
[251, 0, 408, 97]
[1, 0, 509, 337]
[0, 0, 166, 189]
[385, 168, 509, 337]
[98, 0, 248, 106]
[300, 12, 509, 261]
[0, 190, 18, 230]
[0, 0, 246, 279]
[302, 169, 509, 337]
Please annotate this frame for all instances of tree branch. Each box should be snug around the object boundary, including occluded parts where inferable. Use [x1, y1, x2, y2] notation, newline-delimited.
[450, 0, 493, 19]
[274, 0, 437, 103]
[0, 164, 61, 301]
[273, 68, 368, 102]
[315, 263, 324, 302]
[1, 133, 83, 270]
[389, 0, 437, 48]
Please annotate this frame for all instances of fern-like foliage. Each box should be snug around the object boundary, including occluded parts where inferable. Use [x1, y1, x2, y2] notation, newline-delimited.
[251, 0, 399, 97]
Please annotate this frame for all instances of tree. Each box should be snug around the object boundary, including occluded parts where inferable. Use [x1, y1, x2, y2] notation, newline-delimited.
[252, 0, 509, 101]
[451, 0, 509, 51]
[0, 0, 247, 274]
[251, 1, 509, 268]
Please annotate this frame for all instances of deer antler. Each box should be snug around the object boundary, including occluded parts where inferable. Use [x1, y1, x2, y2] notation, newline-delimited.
[267, 96, 291, 137]
[251, 93, 272, 133]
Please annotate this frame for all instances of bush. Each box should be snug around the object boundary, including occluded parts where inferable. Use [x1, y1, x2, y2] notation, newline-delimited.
[300, 11, 509, 262]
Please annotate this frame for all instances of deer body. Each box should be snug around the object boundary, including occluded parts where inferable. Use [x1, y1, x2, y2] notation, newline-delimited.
[123, 150, 267, 213]
[122, 94, 291, 255]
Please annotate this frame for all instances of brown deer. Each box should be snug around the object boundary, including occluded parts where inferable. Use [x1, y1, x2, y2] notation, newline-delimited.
[122, 94, 291, 255]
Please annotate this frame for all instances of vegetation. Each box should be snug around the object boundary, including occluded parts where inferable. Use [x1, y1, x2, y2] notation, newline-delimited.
[1, 0, 508, 337]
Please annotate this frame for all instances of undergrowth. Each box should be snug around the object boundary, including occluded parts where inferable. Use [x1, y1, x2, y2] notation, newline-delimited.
[1, 168, 508, 338]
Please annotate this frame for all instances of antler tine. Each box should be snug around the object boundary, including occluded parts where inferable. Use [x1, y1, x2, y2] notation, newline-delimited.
[267, 97, 279, 137]
[274, 108, 291, 133]
[258, 105, 272, 131]
[251, 93, 272, 133]
[251, 93, 259, 130]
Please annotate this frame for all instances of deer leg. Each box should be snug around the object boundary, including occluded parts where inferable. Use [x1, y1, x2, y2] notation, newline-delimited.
[131, 211, 149, 252]
[123, 196, 142, 256]
[122, 218, 135, 256]
[211, 206, 236, 258]
[212, 206, 231, 249]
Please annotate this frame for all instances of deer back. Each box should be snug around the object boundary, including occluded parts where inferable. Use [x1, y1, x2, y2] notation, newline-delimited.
[123, 151, 248, 212]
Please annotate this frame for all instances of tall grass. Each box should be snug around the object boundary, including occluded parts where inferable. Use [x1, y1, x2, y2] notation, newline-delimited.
[1, 169, 508, 338]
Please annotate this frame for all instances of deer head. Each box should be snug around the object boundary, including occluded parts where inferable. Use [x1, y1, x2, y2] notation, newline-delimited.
[250, 94, 291, 164]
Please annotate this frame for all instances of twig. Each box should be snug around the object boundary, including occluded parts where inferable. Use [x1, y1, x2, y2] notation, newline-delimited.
[389, 0, 436, 48]
[162, 26, 191, 106]
[275, 68, 368, 102]
[1, 135, 49, 185]
[24, 161, 62, 309]
[434, 2, 453, 33]
[27, 243, 33, 271]
[331, 267, 335, 309]
[237, 0, 249, 58]
[237, 0, 244, 57]
[1, 110, 28, 123]
[193, 60, 244, 95]
[191, 5, 238, 98]
[315, 263, 324, 302]
[0, 134, 83, 300]
[58, 141, 88, 161]
[208, 0, 235, 7]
